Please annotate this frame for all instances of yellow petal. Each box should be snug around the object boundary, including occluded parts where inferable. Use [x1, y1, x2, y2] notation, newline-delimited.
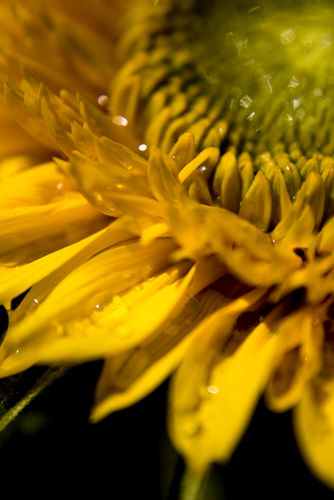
[1, 255, 226, 366]
[168, 287, 270, 475]
[268, 166, 292, 227]
[90, 288, 227, 422]
[168, 132, 197, 170]
[57, 154, 152, 216]
[239, 170, 272, 231]
[0, 194, 108, 265]
[0, 161, 77, 208]
[265, 306, 324, 412]
[0, 219, 133, 305]
[4, 77, 59, 152]
[94, 135, 148, 178]
[178, 147, 220, 184]
[293, 377, 334, 491]
[167, 198, 302, 287]
[148, 145, 180, 203]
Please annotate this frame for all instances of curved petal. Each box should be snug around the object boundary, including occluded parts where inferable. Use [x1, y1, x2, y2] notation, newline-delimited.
[0, 219, 133, 304]
[168, 287, 271, 475]
[293, 377, 334, 491]
[90, 288, 227, 422]
[265, 306, 324, 412]
[0, 255, 226, 368]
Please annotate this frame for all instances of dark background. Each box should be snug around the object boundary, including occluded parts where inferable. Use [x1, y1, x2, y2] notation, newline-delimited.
[0, 361, 333, 499]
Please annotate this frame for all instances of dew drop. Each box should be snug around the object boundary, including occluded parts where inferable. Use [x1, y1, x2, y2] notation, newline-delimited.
[207, 385, 219, 394]
[133, 284, 143, 291]
[98, 94, 109, 106]
[182, 419, 200, 437]
[112, 115, 128, 126]
[240, 95, 252, 108]
[142, 265, 153, 280]
[93, 191, 103, 202]
[314, 88, 323, 97]
[185, 297, 200, 316]
[164, 322, 179, 336]
[280, 28, 296, 45]
[322, 32, 334, 45]
[289, 75, 299, 88]
[315, 418, 329, 433]
[138, 143, 147, 151]
[71, 322, 84, 339]
[292, 98, 302, 109]
[124, 272, 137, 284]
[52, 320, 64, 336]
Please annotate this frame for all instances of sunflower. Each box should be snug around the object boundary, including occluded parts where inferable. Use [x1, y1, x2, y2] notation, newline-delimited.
[1, 0, 334, 494]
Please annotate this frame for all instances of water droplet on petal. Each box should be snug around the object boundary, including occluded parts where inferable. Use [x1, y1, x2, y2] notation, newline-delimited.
[124, 272, 137, 284]
[292, 98, 302, 109]
[52, 320, 64, 336]
[280, 28, 296, 45]
[185, 297, 200, 314]
[182, 418, 200, 437]
[112, 115, 128, 126]
[164, 322, 179, 336]
[98, 95, 109, 106]
[240, 95, 252, 108]
[207, 385, 219, 394]
[142, 265, 153, 280]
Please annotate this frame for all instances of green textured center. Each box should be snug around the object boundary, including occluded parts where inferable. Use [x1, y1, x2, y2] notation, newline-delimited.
[112, 0, 334, 231]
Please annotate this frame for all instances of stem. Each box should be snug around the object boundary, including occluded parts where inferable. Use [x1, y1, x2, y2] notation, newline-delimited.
[178, 468, 207, 500]
[0, 365, 70, 432]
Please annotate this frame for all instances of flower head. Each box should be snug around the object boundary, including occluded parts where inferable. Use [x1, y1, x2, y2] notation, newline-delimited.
[1, 0, 334, 491]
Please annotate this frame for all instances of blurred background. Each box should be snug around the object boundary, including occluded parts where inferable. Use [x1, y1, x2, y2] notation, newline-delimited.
[0, 361, 333, 499]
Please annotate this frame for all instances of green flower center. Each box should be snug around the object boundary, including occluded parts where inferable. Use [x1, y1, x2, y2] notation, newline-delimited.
[112, 0, 334, 231]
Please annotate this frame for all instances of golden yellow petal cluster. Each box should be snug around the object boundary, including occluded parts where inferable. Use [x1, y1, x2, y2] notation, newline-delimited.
[1, 0, 334, 490]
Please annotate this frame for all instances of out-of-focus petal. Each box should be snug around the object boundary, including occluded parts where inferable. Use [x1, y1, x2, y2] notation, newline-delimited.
[168, 287, 272, 475]
[294, 371, 334, 490]
[90, 288, 227, 422]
